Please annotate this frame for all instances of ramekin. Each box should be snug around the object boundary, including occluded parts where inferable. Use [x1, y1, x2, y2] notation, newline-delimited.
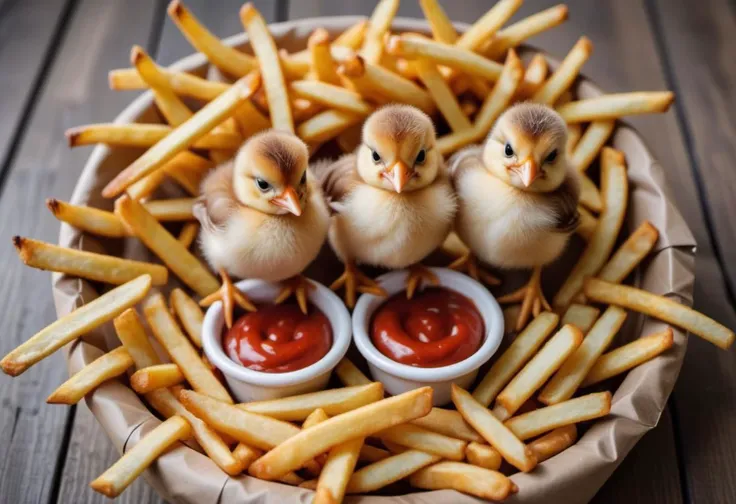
[352, 268, 504, 405]
[202, 278, 352, 402]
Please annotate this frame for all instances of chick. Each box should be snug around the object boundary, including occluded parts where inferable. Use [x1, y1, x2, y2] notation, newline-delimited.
[452, 103, 580, 330]
[194, 130, 330, 326]
[316, 105, 456, 308]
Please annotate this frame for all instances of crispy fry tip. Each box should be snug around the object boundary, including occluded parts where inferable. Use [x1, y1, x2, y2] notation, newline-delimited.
[12, 235, 24, 250]
[339, 55, 366, 77]
[1, 358, 21, 377]
[578, 36, 593, 54]
[239, 2, 257, 23]
[46, 198, 60, 214]
[167, 0, 183, 17]
[65, 128, 80, 147]
[308, 28, 331, 47]
[89, 480, 116, 498]
[130, 45, 145, 64]
[385, 35, 401, 54]
[557, 4, 569, 20]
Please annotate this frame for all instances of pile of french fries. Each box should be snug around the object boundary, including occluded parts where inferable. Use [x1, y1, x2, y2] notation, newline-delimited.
[1, 0, 733, 502]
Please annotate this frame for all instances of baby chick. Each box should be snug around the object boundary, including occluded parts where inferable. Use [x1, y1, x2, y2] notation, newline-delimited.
[316, 104, 456, 308]
[194, 130, 330, 326]
[452, 103, 580, 330]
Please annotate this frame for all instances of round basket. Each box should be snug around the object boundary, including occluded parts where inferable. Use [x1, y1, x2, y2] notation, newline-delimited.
[56, 16, 697, 504]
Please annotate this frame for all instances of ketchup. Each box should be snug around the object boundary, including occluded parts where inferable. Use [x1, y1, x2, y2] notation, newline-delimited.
[370, 287, 484, 368]
[223, 303, 332, 373]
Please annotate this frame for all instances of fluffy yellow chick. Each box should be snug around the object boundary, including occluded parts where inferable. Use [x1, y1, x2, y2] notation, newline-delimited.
[316, 105, 456, 307]
[452, 103, 580, 330]
[194, 130, 329, 326]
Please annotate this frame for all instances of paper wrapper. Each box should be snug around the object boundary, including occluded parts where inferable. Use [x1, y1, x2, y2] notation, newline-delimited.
[55, 17, 696, 504]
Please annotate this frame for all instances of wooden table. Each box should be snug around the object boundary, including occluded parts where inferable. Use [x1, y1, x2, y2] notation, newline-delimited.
[0, 0, 734, 502]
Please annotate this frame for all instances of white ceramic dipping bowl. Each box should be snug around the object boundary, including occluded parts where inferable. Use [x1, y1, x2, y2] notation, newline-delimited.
[202, 278, 352, 402]
[352, 267, 504, 406]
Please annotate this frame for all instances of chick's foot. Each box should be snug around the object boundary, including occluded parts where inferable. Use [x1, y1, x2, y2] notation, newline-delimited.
[405, 264, 439, 299]
[199, 269, 257, 329]
[497, 266, 550, 331]
[330, 262, 387, 309]
[274, 275, 314, 314]
[448, 252, 501, 286]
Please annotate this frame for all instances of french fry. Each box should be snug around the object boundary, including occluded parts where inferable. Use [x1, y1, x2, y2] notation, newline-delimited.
[130, 363, 185, 394]
[302, 407, 329, 429]
[411, 407, 483, 442]
[114, 308, 160, 368]
[505, 392, 612, 441]
[248, 387, 433, 480]
[539, 307, 627, 405]
[567, 123, 582, 155]
[584, 277, 735, 349]
[485, 4, 569, 60]
[494, 325, 583, 419]
[316, 436, 364, 504]
[102, 73, 259, 197]
[528, 425, 578, 463]
[289, 80, 373, 115]
[579, 172, 603, 213]
[90, 415, 191, 498]
[131, 46, 192, 126]
[232, 98, 271, 139]
[532, 37, 592, 105]
[452, 384, 536, 472]
[456, 0, 523, 51]
[334, 358, 371, 386]
[240, 4, 293, 133]
[334, 19, 369, 49]
[570, 120, 615, 172]
[465, 441, 502, 471]
[297, 109, 365, 144]
[558, 92, 675, 123]
[414, 58, 473, 132]
[168, 0, 255, 77]
[359, 445, 391, 463]
[160, 151, 213, 196]
[144, 293, 232, 403]
[115, 196, 219, 297]
[561, 303, 601, 334]
[554, 148, 628, 310]
[233, 443, 263, 471]
[576, 205, 598, 241]
[239, 382, 384, 421]
[47, 347, 133, 404]
[473, 312, 560, 406]
[177, 222, 199, 249]
[419, 0, 458, 43]
[142, 198, 195, 222]
[170, 288, 204, 348]
[66, 124, 241, 150]
[291, 97, 322, 124]
[46, 199, 127, 238]
[283, 20, 366, 76]
[1, 275, 151, 376]
[410, 461, 516, 501]
[582, 328, 675, 386]
[598, 221, 659, 283]
[515, 53, 548, 100]
[346, 450, 440, 494]
[361, 0, 399, 64]
[309, 28, 341, 85]
[376, 424, 467, 461]
[108, 67, 230, 101]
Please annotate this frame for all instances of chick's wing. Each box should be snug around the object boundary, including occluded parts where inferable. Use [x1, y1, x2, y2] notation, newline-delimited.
[193, 161, 238, 233]
[311, 153, 361, 213]
[548, 169, 581, 233]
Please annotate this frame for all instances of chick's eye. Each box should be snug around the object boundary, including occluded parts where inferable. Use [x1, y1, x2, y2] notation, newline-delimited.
[371, 150, 381, 163]
[255, 177, 271, 192]
[504, 143, 514, 157]
[545, 149, 558, 164]
[300, 171, 307, 185]
[415, 149, 426, 165]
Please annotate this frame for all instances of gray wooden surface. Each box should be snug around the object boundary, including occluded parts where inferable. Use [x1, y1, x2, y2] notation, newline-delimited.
[0, 0, 734, 503]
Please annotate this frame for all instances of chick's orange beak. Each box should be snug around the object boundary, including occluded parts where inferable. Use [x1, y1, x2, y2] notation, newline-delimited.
[384, 161, 411, 193]
[519, 158, 539, 187]
[271, 186, 302, 216]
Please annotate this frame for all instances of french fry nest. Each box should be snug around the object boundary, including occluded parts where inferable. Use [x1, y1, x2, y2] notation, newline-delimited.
[2, 1, 731, 502]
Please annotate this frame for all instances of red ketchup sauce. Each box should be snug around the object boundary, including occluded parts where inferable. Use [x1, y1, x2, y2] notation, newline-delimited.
[223, 303, 332, 373]
[370, 287, 484, 368]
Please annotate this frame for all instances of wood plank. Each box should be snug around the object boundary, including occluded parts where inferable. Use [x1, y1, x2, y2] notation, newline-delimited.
[0, 1, 161, 503]
[647, 1, 736, 502]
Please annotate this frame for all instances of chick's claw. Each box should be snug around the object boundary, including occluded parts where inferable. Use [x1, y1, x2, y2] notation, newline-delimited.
[406, 264, 439, 300]
[497, 266, 551, 331]
[448, 252, 501, 286]
[274, 275, 313, 314]
[330, 262, 387, 309]
[199, 269, 256, 329]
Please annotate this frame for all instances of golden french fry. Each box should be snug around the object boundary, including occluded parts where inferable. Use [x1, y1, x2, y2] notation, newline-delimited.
[452, 384, 536, 472]
[240, 4, 293, 133]
[232, 98, 272, 139]
[598, 221, 659, 284]
[177, 222, 199, 250]
[554, 148, 628, 310]
[297, 109, 365, 144]
[289, 80, 373, 115]
[115, 196, 219, 297]
[308, 28, 341, 85]
[46, 199, 127, 238]
[515, 53, 548, 100]
[335, 19, 369, 48]
[486, 4, 569, 59]
[579, 172, 603, 213]
[558, 92, 675, 123]
[142, 198, 195, 222]
[505, 392, 612, 441]
[131, 46, 192, 126]
[334, 358, 371, 386]
[570, 120, 615, 172]
[409, 461, 517, 501]
[302, 407, 329, 429]
[283, 20, 366, 76]
[456, 0, 523, 51]
[168, 0, 254, 77]
[567, 123, 582, 155]
[233, 443, 263, 472]
[90, 415, 191, 498]
[103, 73, 259, 198]
[66, 123, 240, 150]
[170, 288, 204, 348]
[414, 58, 472, 132]
[361, 0, 399, 64]
[576, 204, 598, 241]
[346, 450, 440, 494]
[465, 441, 502, 471]
[160, 151, 213, 196]
[585, 278, 734, 349]
[562, 303, 600, 334]
[532, 37, 592, 105]
[473, 312, 560, 406]
[359, 445, 390, 463]
[108, 67, 229, 101]
[411, 407, 482, 442]
[249, 387, 433, 480]
[144, 293, 231, 403]
[376, 424, 466, 461]
[419, 0, 458, 43]
[1, 275, 151, 376]
[582, 328, 675, 386]
[114, 308, 160, 369]
[494, 325, 583, 419]
[539, 307, 627, 405]
[130, 363, 185, 394]
[316, 436, 364, 504]
[528, 425, 577, 463]
[239, 382, 384, 421]
[47, 347, 133, 404]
